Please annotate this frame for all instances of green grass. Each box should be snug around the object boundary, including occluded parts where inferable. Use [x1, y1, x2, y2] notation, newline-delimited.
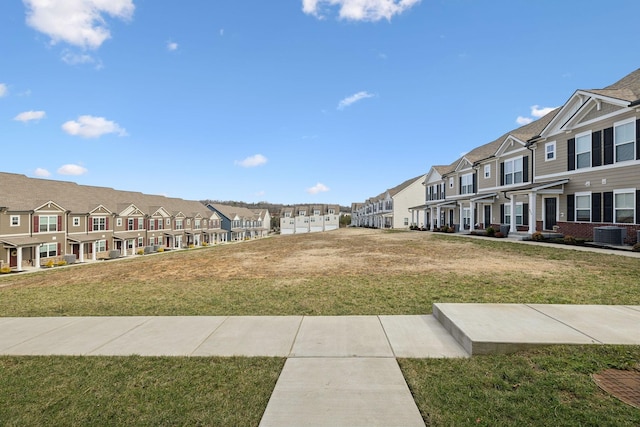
[400, 345, 640, 426]
[0, 356, 284, 427]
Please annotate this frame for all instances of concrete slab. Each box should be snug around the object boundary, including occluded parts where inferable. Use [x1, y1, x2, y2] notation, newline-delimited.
[89, 316, 227, 356]
[259, 357, 425, 427]
[626, 305, 640, 313]
[192, 316, 302, 357]
[289, 316, 393, 357]
[529, 304, 640, 345]
[0, 317, 77, 352]
[3, 317, 150, 355]
[379, 315, 468, 358]
[433, 303, 597, 355]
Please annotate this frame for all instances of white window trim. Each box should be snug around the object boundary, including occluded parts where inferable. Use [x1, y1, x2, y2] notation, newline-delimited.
[117, 218, 122, 227]
[575, 191, 592, 222]
[575, 130, 592, 169]
[461, 173, 473, 195]
[10, 215, 20, 226]
[483, 164, 490, 179]
[504, 156, 524, 185]
[613, 117, 636, 163]
[449, 177, 454, 188]
[545, 141, 556, 161]
[613, 188, 636, 224]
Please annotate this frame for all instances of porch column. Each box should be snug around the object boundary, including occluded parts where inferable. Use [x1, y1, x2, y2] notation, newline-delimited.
[436, 206, 441, 228]
[528, 192, 537, 234]
[510, 197, 517, 233]
[459, 203, 463, 230]
[35, 245, 40, 268]
[79, 242, 85, 262]
[470, 202, 476, 231]
[91, 241, 97, 261]
[16, 247, 23, 272]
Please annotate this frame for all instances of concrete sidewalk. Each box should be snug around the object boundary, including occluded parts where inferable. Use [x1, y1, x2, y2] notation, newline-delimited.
[2, 306, 639, 427]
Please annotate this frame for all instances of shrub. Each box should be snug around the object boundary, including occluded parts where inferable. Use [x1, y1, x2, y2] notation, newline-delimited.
[0, 266, 11, 274]
[57, 260, 67, 267]
[137, 249, 144, 255]
[632, 242, 640, 252]
[532, 231, 544, 241]
[188, 244, 195, 249]
[157, 247, 165, 252]
[202, 242, 208, 247]
[494, 232, 505, 238]
[486, 226, 495, 237]
[45, 259, 55, 268]
[563, 235, 577, 245]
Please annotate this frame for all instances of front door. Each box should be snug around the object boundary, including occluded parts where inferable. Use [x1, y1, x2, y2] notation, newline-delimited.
[544, 198, 557, 230]
[484, 205, 491, 228]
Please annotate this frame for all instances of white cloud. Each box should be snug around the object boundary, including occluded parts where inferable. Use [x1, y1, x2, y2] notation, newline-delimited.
[62, 115, 127, 138]
[516, 105, 557, 126]
[306, 182, 330, 194]
[34, 168, 51, 177]
[338, 91, 375, 110]
[0, 83, 7, 97]
[23, 0, 135, 49]
[167, 41, 178, 51]
[303, 0, 421, 22]
[14, 110, 46, 123]
[516, 116, 533, 125]
[235, 154, 268, 168]
[57, 164, 88, 175]
[61, 50, 102, 68]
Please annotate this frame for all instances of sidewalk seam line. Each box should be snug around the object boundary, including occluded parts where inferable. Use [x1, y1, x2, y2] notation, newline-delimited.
[87, 316, 154, 355]
[525, 305, 603, 344]
[189, 316, 230, 356]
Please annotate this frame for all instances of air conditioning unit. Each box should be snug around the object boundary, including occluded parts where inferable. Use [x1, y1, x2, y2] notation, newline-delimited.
[593, 226, 626, 245]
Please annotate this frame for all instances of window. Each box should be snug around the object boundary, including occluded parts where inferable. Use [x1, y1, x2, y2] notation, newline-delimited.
[117, 218, 122, 227]
[284, 212, 291, 218]
[96, 240, 106, 252]
[195, 219, 201, 229]
[149, 219, 155, 230]
[504, 204, 523, 226]
[484, 165, 490, 179]
[73, 217, 80, 227]
[328, 209, 335, 214]
[138, 237, 144, 247]
[92, 217, 106, 231]
[614, 190, 634, 223]
[504, 157, 523, 185]
[404, 218, 409, 226]
[299, 210, 306, 216]
[461, 174, 473, 195]
[138, 218, 144, 230]
[314, 210, 320, 215]
[128, 218, 134, 230]
[575, 193, 591, 222]
[166, 218, 171, 226]
[576, 132, 591, 169]
[127, 239, 134, 250]
[10, 216, 19, 226]
[158, 219, 163, 230]
[614, 119, 635, 162]
[39, 215, 58, 232]
[545, 141, 556, 161]
[40, 243, 57, 257]
[175, 219, 183, 230]
[187, 219, 191, 225]
[449, 177, 454, 188]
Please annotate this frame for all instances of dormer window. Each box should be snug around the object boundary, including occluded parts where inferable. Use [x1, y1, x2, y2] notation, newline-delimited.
[575, 131, 592, 169]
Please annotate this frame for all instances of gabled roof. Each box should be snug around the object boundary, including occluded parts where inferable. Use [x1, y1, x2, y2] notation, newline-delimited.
[583, 68, 640, 104]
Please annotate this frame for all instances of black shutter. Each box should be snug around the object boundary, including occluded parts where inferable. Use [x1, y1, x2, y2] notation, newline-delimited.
[500, 204, 505, 223]
[459, 177, 462, 193]
[567, 138, 576, 170]
[592, 130, 602, 167]
[603, 191, 614, 223]
[603, 127, 614, 165]
[567, 194, 575, 221]
[523, 155, 529, 182]
[472, 173, 477, 193]
[500, 162, 505, 185]
[636, 120, 640, 160]
[592, 193, 602, 223]
[523, 203, 529, 226]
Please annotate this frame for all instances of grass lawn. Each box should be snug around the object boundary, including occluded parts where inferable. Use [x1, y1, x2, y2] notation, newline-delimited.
[1, 228, 639, 425]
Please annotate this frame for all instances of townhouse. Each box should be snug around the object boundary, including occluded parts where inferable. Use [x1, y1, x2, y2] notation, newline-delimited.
[206, 203, 271, 241]
[0, 173, 258, 271]
[279, 204, 340, 234]
[351, 175, 426, 229]
[362, 68, 640, 244]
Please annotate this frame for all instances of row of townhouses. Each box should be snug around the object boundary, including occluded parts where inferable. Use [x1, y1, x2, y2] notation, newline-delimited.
[279, 205, 341, 234]
[352, 68, 640, 244]
[0, 173, 270, 271]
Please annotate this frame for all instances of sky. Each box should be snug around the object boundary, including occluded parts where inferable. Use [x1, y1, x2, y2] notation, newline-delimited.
[1, 0, 639, 206]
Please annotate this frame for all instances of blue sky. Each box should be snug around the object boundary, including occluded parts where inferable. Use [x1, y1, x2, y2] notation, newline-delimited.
[1, 1, 639, 206]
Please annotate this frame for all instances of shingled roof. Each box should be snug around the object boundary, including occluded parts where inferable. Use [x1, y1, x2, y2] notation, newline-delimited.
[583, 68, 640, 103]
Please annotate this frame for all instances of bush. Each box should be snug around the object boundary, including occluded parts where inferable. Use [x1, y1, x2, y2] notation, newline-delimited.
[137, 249, 144, 255]
[531, 231, 544, 241]
[494, 232, 505, 238]
[157, 247, 165, 252]
[563, 235, 577, 245]
[57, 260, 67, 267]
[45, 259, 55, 268]
[486, 226, 495, 237]
[188, 244, 195, 249]
[633, 242, 640, 252]
[202, 242, 208, 247]
[0, 266, 12, 274]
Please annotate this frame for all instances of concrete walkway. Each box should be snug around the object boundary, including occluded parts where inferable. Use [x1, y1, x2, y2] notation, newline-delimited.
[1, 306, 639, 426]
